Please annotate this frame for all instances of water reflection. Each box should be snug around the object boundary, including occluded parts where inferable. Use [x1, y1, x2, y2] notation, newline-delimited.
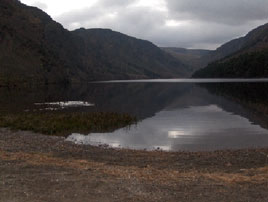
[1, 79, 268, 151]
[67, 105, 268, 151]
[34, 101, 94, 111]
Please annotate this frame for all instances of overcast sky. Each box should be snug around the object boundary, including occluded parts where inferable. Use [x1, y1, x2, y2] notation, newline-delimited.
[20, 0, 268, 49]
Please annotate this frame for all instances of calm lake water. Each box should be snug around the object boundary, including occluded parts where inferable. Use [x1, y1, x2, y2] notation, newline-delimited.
[1, 79, 268, 151]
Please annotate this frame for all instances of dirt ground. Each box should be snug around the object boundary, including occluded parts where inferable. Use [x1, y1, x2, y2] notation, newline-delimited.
[0, 128, 268, 202]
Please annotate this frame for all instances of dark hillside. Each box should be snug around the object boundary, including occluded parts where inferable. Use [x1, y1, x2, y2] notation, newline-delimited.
[193, 23, 268, 78]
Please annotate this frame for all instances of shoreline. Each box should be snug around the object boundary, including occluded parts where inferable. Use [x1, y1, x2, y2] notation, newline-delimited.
[1, 128, 268, 201]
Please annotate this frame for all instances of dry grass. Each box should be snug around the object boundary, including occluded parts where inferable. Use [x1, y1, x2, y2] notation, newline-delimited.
[1, 150, 267, 186]
[204, 167, 268, 184]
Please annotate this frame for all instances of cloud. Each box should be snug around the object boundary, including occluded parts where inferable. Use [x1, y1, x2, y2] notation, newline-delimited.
[142, 20, 264, 49]
[56, 2, 166, 36]
[26, 1, 48, 11]
[50, 0, 268, 49]
[98, 0, 138, 7]
[166, 0, 268, 25]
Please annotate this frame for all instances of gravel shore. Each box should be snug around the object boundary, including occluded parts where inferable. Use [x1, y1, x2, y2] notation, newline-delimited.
[0, 128, 268, 202]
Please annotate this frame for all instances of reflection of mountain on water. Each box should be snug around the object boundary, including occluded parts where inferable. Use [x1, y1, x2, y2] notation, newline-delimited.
[1, 82, 268, 131]
[198, 83, 268, 130]
[0, 83, 191, 119]
[85, 83, 191, 119]
[65, 83, 268, 151]
[88, 83, 268, 132]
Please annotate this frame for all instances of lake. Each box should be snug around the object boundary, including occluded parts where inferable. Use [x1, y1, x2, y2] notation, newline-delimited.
[1, 79, 268, 151]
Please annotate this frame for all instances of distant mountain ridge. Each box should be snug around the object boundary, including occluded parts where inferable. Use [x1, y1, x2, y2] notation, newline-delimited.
[163, 23, 268, 77]
[0, 0, 189, 86]
[161, 47, 212, 72]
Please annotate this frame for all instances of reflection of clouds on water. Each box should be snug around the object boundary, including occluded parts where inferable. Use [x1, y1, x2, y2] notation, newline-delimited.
[189, 105, 223, 113]
[34, 101, 94, 111]
[66, 105, 268, 151]
[168, 130, 186, 138]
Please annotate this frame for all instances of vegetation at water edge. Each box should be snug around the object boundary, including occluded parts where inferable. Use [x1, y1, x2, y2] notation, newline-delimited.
[0, 111, 137, 136]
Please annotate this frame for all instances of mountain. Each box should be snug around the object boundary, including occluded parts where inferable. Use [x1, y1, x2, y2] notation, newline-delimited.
[161, 47, 212, 72]
[0, 0, 189, 87]
[71, 28, 190, 80]
[192, 23, 268, 78]
[0, 0, 83, 85]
